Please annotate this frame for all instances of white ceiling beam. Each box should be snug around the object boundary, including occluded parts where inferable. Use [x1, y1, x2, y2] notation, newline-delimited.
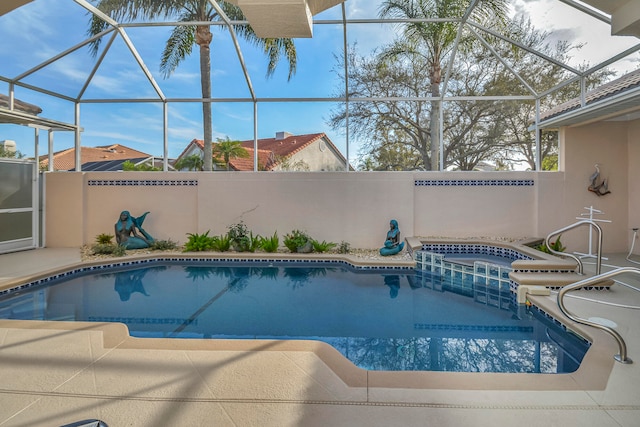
[230, 0, 344, 38]
[611, 0, 640, 37]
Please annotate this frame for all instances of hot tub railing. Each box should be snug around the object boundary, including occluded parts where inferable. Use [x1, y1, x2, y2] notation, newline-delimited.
[557, 266, 640, 364]
[545, 220, 603, 275]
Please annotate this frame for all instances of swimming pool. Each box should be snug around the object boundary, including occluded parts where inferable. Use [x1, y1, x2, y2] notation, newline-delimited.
[0, 259, 588, 373]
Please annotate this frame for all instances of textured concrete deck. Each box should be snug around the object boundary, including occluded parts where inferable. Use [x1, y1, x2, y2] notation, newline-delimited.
[1, 248, 639, 427]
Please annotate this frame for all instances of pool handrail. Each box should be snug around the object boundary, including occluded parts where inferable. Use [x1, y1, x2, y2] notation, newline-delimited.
[546, 220, 603, 275]
[557, 266, 640, 364]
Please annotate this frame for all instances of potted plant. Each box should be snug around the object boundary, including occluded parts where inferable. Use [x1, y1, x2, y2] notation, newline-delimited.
[535, 234, 566, 254]
[227, 221, 253, 252]
[284, 229, 313, 253]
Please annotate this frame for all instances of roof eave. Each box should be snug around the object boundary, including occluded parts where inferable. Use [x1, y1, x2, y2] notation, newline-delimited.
[537, 87, 640, 129]
[0, 108, 78, 131]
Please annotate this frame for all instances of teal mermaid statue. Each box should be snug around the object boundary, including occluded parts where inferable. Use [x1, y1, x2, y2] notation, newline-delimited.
[380, 219, 405, 256]
[115, 210, 154, 249]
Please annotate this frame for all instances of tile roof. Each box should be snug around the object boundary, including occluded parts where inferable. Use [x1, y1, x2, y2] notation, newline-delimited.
[184, 132, 343, 171]
[71, 158, 150, 172]
[225, 148, 275, 171]
[540, 69, 640, 121]
[39, 144, 152, 171]
[0, 93, 42, 115]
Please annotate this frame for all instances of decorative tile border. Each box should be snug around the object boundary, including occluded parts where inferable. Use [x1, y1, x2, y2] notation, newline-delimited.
[508, 280, 566, 293]
[528, 304, 590, 345]
[511, 268, 576, 274]
[88, 316, 198, 325]
[88, 179, 198, 186]
[0, 258, 413, 296]
[414, 323, 534, 333]
[415, 179, 534, 187]
[420, 243, 534, 262]
[509, 279, 610, 293]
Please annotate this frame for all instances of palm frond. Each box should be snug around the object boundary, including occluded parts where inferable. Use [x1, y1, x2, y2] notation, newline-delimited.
[87, 14, 110, 57]
[92, 0, 184, 22]
[160, 23, 196, 78]
[262, 38, 297, 80]
[87, 0, 186, 56]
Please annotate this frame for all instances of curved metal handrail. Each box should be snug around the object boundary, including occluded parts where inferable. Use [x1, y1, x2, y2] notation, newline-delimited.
[546, 220, 603, 275]
[557, 266, 640, 364]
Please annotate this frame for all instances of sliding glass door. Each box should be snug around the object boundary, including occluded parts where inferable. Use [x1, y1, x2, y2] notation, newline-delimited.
[0, 159, 37, 253]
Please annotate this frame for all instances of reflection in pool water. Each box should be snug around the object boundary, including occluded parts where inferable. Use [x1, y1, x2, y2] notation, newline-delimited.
[0, 261, 588, 373]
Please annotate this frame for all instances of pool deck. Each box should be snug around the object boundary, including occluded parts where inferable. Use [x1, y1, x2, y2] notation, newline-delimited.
[1, 248, 639, 427]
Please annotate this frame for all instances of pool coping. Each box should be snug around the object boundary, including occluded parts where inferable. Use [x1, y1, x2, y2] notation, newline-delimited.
[405, 236, 554, 261]
[0, 250, 616, 392]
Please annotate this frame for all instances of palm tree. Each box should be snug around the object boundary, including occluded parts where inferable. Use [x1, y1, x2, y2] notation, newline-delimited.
[87, 0, 297, 171]
[379, 0, 508, 170]
[212, 136, 249, 170]
[174, 154, 204, 171]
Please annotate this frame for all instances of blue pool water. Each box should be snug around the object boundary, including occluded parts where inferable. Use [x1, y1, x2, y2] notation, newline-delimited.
[0, 260, 588, 373]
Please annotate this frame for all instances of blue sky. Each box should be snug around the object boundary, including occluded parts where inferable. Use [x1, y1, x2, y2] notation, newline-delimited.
[1, 0, 639, 164]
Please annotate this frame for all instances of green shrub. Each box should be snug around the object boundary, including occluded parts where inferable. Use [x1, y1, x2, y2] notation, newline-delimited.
[92, 243, 117, 255]
[284, 229, 312, 253]
[95, 233, 114, 244]
[337, 241, 351, 254]
[311, 239, 337, 253]
[184, 231, 214, 252]
[211, 234, 231, 252]
[535, 235, 566, 254]
[247, 232, 261, 253]
[151, 239, 178, 251]
[113, 244, 127, 257]
[227, 221, 253, 252]
[259, 232, 280, 253]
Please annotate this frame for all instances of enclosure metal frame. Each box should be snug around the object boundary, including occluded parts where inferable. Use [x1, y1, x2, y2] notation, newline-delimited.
[1, 0, 639, 172]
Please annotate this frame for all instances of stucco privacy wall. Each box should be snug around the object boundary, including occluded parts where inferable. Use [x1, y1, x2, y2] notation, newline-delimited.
[412, 172, 541, 239]
[45, 172, 414, 249]
[41, 114, 639, 254]
[44, 172, 84, 247]
[561, 121, 633, 254]
[196, 172, 412, 248]
[628, 120, 640, 254]
[44, 170, 630, 252]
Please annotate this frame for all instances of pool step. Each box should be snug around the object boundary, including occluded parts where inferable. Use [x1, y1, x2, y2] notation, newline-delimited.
[510, 257, 614, 288]
[509, 271, 614, 304]
[509, 271, 614, 288]
[510, 259, 579, 272]
[509, 256, 613, 304]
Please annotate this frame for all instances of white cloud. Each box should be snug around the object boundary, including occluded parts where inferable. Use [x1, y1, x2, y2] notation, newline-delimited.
[168, 70, 202, 81]
[346, 0, 381, 19]
[0, 3, 56, 43]
[512, 0, 639, 74]
[83, 130, 155, 146]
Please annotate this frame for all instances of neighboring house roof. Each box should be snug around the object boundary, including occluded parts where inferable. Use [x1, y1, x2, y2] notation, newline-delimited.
[227, 147, 276, 171]
[0, 93, 42, 115]
[178, 132, 347, 171]
[71, 157, 149, 172]
[175, 139, 275, 170]
[539, 69, 640, 126]
[39, 144, 152, 171]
